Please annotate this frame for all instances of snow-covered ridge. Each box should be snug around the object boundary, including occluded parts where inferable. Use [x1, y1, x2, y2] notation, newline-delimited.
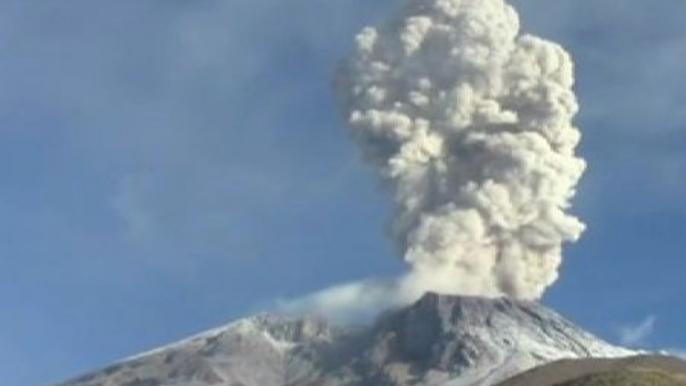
[124, 313, 337, 362]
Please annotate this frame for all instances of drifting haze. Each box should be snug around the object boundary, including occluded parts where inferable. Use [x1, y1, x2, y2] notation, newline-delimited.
[328, 0, 585, 308]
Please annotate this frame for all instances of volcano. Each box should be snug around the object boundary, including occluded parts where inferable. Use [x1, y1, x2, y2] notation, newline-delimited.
[53, 293, 650, 386]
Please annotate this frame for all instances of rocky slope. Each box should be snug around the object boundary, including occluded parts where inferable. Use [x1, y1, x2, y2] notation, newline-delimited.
[54, 293, 637, 386]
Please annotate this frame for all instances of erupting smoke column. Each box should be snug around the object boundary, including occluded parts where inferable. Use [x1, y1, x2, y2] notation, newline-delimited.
[335, 0, 586, 300]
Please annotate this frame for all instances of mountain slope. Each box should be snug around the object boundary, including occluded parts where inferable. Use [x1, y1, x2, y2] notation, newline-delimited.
[557, 370, 686, 386]
[54, 293, 636, 386]
[496, 355, 686, 386]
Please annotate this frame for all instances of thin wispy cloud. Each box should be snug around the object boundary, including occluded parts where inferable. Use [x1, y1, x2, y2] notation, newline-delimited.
[618, 315, 657, 347]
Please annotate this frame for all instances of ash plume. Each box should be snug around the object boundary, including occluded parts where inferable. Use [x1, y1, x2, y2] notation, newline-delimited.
[334, 0, 586, 301]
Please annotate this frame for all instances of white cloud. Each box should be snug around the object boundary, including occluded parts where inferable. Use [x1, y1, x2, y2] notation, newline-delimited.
[618, 315, 657, 347]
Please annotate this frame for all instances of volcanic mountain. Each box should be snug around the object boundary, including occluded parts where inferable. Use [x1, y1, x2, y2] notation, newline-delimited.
[54, 293, 642, 386]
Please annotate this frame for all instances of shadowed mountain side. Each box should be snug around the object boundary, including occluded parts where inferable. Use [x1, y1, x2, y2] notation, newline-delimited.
[496, 355, 686, 386]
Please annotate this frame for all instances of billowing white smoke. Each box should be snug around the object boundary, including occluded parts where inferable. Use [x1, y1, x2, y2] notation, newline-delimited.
[335, 0, 586, 300]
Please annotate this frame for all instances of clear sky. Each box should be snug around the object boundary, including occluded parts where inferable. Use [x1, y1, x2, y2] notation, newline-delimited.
[0, 1, 684, 385]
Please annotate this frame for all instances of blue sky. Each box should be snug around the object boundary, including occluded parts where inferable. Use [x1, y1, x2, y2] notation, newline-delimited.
[0, 0, 684, 385]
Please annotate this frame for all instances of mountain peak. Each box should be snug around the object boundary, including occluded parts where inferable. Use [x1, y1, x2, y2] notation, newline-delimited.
[408, 292, 540, 326]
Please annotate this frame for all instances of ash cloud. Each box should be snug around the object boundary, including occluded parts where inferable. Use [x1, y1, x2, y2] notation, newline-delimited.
[334, 0, 586, 302]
